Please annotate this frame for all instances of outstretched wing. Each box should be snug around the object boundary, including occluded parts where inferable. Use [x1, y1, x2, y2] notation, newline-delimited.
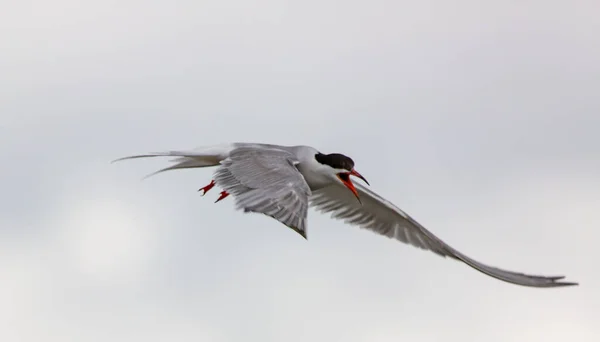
[310, 182, 578, 287]
[214, 146, 312, 238]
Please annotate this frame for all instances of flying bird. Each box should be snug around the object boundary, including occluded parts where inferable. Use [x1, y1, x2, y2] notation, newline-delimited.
[113, 142, 577, 288]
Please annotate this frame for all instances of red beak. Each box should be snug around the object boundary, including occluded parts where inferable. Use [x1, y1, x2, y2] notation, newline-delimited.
[350, 169, 369, 186]
[337, 168, 369, 204]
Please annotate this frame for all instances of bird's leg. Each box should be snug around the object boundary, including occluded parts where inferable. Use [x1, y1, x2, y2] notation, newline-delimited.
[198, 180, 216, 195]
[215, 191, 230, 203]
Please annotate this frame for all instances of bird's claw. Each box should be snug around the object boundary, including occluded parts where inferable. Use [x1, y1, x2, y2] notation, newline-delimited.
[215, 191, 230, 203]
[198, 180, 216, 195]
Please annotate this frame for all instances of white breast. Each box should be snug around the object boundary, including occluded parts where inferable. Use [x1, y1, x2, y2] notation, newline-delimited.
[291, 145, 335, 190]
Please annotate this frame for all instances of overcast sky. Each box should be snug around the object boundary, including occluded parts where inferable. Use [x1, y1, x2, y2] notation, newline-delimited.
[1, 1, 599, 341]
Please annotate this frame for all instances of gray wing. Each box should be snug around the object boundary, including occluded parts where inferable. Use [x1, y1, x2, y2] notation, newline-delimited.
[213, 146, 311, 238]
[310, 182, 578, 287]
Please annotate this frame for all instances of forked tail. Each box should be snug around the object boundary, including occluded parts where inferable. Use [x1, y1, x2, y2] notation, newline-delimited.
[112, 143, 234, 179]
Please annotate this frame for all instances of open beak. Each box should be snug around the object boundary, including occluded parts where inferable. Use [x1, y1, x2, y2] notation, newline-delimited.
[350, 168, 369, 186]
[337, 168, 369, 204]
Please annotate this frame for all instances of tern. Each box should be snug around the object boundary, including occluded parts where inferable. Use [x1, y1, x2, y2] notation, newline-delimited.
[114, 142, 577, 288]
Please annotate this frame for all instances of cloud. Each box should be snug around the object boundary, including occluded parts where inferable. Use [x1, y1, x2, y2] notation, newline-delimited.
[1, 0, 598, 341]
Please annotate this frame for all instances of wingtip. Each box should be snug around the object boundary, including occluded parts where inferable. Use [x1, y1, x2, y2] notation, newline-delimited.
[290, 227, 307, 240]
[553, 280, 579, 287]
[536, 275, 579, 287]
[525, 275, 579, 288]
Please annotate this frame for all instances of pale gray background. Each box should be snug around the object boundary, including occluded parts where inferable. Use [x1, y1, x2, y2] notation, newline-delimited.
[1, 1, 598, 341]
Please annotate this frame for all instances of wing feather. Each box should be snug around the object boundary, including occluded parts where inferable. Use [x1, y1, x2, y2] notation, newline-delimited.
[310, 182, 577, 287]
[213, 147, 311, 237]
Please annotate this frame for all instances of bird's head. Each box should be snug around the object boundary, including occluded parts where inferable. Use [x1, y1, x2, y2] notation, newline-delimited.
[314, 152, 369, 202]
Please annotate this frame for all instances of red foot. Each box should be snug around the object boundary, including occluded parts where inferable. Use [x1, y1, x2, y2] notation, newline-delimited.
[198, 180, 215, 195]
[215, 191, 230, 203]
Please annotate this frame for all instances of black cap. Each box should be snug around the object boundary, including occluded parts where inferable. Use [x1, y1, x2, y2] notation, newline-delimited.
[314, 153, 355, 171]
